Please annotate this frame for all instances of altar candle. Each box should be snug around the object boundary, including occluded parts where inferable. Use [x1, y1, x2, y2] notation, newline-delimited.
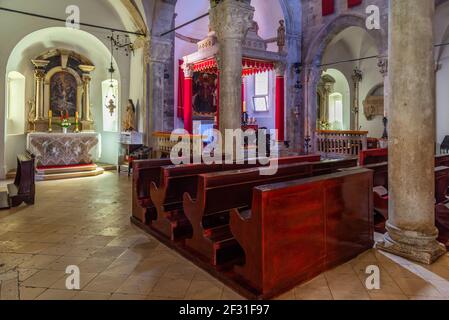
[48, 110, 52, 118]
[66, 110, 69, 119]
[243, 101, 247, 113]
[75, 112, 79, 122]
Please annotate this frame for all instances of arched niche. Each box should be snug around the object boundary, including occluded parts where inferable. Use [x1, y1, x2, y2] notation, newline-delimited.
[363, 83, 384, 121]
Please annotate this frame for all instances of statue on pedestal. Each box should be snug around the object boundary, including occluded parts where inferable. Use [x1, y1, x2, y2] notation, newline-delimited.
[123, 99, 136, 132]
[277, 20, 286, 53]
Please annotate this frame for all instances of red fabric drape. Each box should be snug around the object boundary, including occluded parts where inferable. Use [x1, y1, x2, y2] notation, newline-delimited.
[242, 80, 245, 113]
[183, 75, 193, 134]
[275, 76, 285, 141]
[322, 0, 335, 16]
[216, 73, 220, 130]
[177, 60, 184, 118]
[348, 0, 362, 8]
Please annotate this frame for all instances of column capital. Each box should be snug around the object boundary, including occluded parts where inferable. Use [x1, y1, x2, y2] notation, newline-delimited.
[79, 65, 96, 75]
[377, 57, 388, 77]
[34, 69, 46, 80]
[274, 62, 287, 77]
[31, 59, 49, 70]
[182, 63, 195, 78]
[209, 0, 254, 41]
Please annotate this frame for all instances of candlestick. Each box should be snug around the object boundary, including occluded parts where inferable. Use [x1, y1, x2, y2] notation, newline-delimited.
[48, 110, 52, 132]
[75, 111, 79, 133]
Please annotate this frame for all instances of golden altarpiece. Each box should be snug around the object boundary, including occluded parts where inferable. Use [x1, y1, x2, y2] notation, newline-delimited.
[27, 49, 100, 171]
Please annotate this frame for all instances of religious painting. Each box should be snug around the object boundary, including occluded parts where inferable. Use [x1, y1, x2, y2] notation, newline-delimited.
[192, 72, 217, 118]
[50, 71, 77, 117]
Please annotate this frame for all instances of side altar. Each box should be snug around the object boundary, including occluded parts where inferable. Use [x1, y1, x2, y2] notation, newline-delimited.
[26, 132, 103, 180]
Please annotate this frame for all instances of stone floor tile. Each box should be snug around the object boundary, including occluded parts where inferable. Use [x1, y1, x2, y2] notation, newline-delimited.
[184, 280, 224, 300]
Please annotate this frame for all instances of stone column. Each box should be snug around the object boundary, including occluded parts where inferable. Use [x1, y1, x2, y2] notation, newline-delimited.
[182, 63, 194, 134]
[352, 68, 363, 131]
[79, 65, 95, 131]
[209, 0, 254, 142]
[31, 60, 49, 121]
[145, 36, 173, 149]
[376, 0, 446, 264]
[275, 62, 286, 141]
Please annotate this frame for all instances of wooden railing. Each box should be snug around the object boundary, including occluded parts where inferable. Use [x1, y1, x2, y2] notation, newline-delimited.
[153, 132, 204, 158]
[316, 130, 368, 159]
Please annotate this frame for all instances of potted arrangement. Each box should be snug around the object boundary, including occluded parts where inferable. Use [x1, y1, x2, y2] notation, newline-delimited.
[60, 111, 71, 134]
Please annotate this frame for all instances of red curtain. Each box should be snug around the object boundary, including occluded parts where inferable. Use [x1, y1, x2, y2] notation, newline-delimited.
[177, 59, 184, 118]
[348, 0, 362, 8]
[322, 0, 335, 16]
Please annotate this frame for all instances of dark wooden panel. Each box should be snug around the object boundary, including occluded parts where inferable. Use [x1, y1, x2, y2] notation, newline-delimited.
[230, 169, 373, 297]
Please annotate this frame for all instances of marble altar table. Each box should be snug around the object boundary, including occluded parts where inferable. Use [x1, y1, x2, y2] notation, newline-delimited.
[27, 132, 101, 167]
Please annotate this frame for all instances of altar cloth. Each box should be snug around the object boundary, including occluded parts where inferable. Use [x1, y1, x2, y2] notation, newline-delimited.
[27, 133, 101, 167]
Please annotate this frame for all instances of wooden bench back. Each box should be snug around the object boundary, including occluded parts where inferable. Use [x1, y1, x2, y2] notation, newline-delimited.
[312, 158, 358, 175]
[436, 154, 449, 168]
[364, 162, 388, 188]
[230, 168, 373, 296]
[157, 154, 322, 203]
[15, 151, 35, 195]
[133, 159, 173, 200]
[198, 163, 314, 217]
[359, 148, 388, 166]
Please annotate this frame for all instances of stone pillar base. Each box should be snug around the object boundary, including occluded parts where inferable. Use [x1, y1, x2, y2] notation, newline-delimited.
[375, 223, 446, 264]
[81, 120, 95, 132]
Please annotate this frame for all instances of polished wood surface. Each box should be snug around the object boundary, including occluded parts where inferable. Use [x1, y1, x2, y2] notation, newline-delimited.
[182, 158, 358, 266]
[148, 155, 321, 241]
[131, 158, 374, 299]
[359, 148, 388, 166]
[131, 159, 173, 223]
[183, 163, 313, 265]
[1, 151, 36, 209]
[230, 169, 373, 297]
[370, 165, 449, 233]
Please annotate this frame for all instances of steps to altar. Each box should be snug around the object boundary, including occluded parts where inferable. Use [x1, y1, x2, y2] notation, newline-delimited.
[35, 164, 104, 181]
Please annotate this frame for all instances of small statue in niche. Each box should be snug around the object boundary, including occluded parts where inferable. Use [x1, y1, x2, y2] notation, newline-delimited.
[277, 20, 286, 53]
[123, 99, 136, 132]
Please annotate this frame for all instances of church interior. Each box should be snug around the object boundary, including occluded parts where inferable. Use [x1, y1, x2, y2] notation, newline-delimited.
[1, 0, 449, 301]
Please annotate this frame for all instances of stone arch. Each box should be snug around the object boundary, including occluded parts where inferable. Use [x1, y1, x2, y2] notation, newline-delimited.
[305, 13, 386, 66]
[146, 0, 302, 145]
[303, 13, 387, 151]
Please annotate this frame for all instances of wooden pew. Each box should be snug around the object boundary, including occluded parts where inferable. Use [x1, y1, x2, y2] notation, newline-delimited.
[371, 166, 449, 233]
[436, 154, 449, 168]
[229, 168, 373, 299]
[182, 158, 358, 266]
[436, 203, 449, 249]
[0, 151, 36, 209]
[131, 159, 174, 223]
[148, 155, 321, 241]
[183, 162, 314, 266]
[312, 158, 358, 176]
[359, 148, 388, 166]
